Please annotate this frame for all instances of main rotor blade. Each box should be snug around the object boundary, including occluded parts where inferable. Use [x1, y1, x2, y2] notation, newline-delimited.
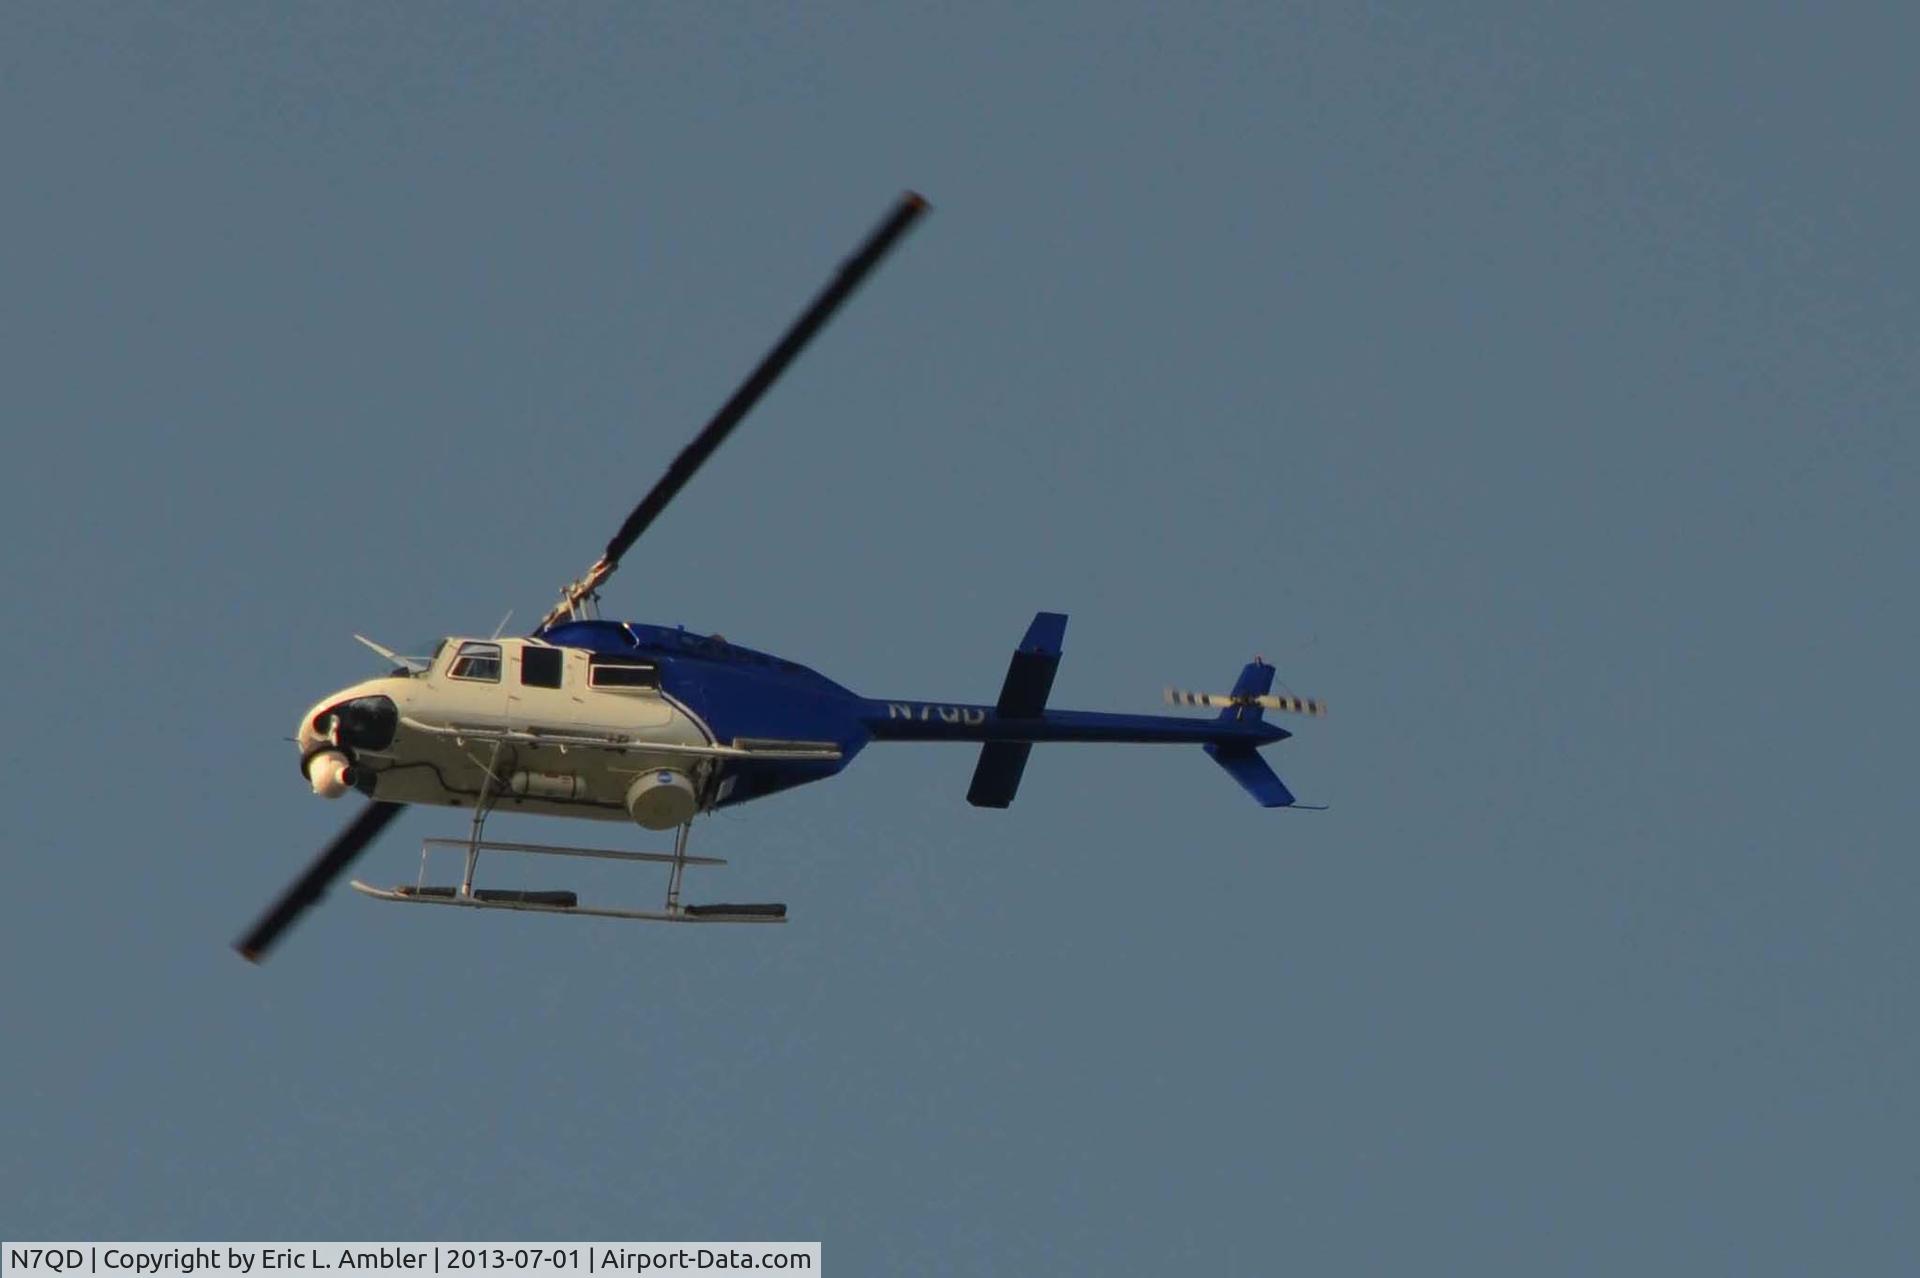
[538, 191, 930, 631]
[235, 799, 405, 963]
[601, 191, 929, 569]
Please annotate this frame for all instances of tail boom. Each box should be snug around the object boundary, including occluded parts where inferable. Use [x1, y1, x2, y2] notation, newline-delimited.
[863, 702, 1289, 748]
[865, 619, 1308, 811]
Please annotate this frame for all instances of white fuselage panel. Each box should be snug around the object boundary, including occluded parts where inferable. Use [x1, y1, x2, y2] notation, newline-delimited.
[297, 639, 711, 823]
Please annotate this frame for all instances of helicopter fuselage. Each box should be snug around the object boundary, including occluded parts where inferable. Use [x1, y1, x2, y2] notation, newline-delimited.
[298, 621, 873, 829]
[298, 617, 1292, 831]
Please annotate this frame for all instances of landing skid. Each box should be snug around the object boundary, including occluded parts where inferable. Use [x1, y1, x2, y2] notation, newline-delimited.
[348, 879, 785, 923]
[352, 773, 785, 924]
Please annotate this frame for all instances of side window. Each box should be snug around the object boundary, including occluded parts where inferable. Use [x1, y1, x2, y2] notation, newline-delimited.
[521, 645, 564, 689]
[447, 641, 502, 683]
[589, 657, 660, 690]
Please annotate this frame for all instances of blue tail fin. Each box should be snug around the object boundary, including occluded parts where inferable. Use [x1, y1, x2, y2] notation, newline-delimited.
[966, 611, 1068, 809]
[1206, 659, 1305, 807]
[1218, 659, 1275, 723]
[1206, 743, 1296, 807]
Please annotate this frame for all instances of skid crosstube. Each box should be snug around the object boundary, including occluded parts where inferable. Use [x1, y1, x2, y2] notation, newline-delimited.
[419, 836, 725, 867]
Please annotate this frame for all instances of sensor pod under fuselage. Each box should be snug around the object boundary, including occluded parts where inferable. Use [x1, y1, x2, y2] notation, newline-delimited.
[625, 770, 697, 829]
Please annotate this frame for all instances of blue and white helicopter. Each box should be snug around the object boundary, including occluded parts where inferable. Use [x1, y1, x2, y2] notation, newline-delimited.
[236, 193, 1325, 962]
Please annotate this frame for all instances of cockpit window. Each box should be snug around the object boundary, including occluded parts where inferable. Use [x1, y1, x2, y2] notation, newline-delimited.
[448, 641, 502, 682]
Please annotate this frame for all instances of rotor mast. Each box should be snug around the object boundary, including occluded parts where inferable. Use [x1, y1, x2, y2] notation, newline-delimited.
[538, 191, 931, 633]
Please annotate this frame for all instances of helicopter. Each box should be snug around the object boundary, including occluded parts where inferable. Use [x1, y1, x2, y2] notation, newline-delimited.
[235, 192, 1325, 963]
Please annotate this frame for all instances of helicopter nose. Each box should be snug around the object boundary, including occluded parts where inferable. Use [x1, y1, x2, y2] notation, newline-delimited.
[303, 693, 399, 751]
[296, 691, 399, 796]
[295, 703, 331, 759]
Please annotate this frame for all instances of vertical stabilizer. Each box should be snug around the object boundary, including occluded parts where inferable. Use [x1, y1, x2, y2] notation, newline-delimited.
[1217, 660, 1276, 722]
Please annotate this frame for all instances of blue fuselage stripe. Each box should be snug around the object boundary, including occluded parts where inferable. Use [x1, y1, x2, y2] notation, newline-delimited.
[861, 702, 1288, 747]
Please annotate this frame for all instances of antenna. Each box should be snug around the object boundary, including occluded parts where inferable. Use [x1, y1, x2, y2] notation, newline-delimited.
[353, 634, 427, 673]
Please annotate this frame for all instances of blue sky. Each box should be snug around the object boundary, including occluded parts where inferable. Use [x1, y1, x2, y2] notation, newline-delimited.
[3, 3, 1915, 1271]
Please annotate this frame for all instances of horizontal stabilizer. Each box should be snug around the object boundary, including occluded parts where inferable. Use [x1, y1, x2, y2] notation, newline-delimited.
[998, 612, 1067, 717]
[1205, 743, 1296, 808]
[967, 612, 1066, 808]
[967, 742, 1033, 808]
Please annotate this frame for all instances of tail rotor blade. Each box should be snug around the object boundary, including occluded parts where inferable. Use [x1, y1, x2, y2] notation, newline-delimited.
[235, 800, 406, 963]
[1166, 687, 1328, 717]
[1166, 688, 1235, 710]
